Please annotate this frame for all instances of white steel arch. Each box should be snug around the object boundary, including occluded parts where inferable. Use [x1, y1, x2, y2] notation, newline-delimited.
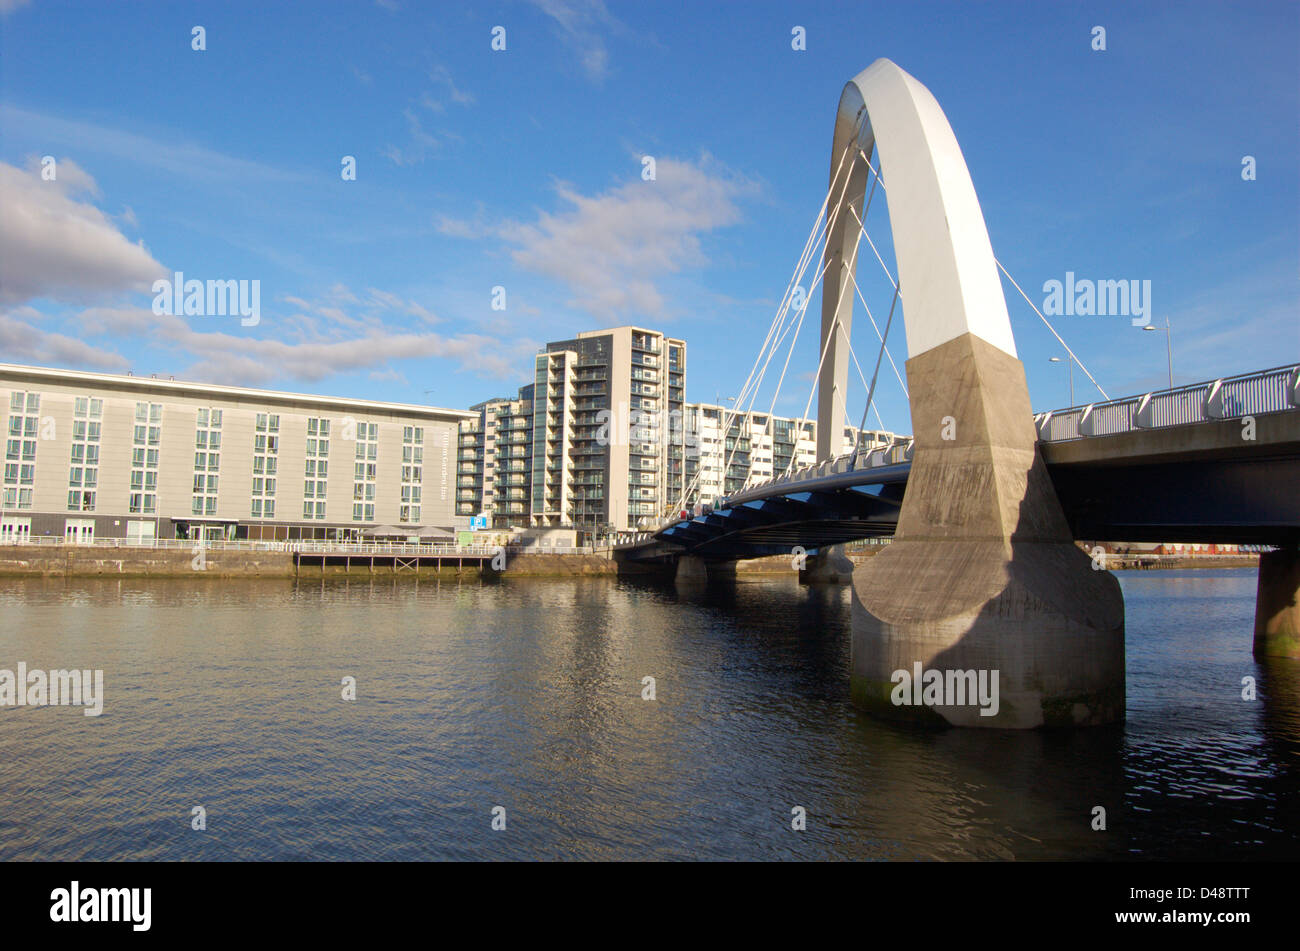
[817, 58, 1015, 460]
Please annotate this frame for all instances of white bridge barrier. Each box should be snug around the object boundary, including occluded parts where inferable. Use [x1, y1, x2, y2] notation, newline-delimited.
[1035, 363, 1300, 442]
[645, 363, 1300, 534]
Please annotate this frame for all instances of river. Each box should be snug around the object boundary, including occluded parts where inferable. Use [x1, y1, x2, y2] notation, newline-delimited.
[1, 569, 1296, 860]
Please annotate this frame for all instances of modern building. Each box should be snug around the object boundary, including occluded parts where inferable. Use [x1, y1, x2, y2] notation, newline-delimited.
[682, 404, 894, 509]
[451, 325, 905, 535]
[457, 327, 687, 535]
[455, 389, 534, 526]
[0, 364, 472, 544]
[539, 327, 687, 533]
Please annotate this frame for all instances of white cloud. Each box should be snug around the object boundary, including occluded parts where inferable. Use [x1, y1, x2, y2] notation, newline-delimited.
[383, 109, 440, 166]
[0, 105, 308, 185]
[529, 0, 619, 83]
[498, 156, 757, 320]
[434, 209, 494, 239]
[63, 281, 536, 386]
[0, 159, 165, 306]
[0, 307, 130, 371]
[424, 65, 475, 109]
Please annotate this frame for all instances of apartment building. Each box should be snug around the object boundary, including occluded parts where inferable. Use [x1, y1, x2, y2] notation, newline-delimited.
[539, 327, 687, 532]
[455, 327, 687, 534]
[455, 388, 536, 524]
[452, 325, 904, 533]
[0, 364, 472, 544]
[682, 404, 895, 508]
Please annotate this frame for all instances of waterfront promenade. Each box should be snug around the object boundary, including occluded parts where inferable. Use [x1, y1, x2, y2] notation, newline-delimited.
[0, 536, 1261, 578]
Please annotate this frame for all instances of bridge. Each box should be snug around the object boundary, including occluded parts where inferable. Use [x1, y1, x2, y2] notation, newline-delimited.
[619, 59, 1300, 729]
[623, 362, 1300, 561]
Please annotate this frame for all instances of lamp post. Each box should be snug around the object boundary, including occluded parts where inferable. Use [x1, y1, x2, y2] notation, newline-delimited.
[1049, 355, 1075, 406]
[1144, 317, 1173, 389]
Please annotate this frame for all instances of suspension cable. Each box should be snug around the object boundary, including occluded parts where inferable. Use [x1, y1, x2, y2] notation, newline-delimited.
[855, 283, 901, 461]
[858, 145, 1108, 402]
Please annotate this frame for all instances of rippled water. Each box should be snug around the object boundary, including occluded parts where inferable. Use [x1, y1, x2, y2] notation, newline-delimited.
[1, 569, 1296, 860]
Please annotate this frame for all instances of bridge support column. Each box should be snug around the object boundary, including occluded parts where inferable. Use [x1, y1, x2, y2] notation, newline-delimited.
[675, 555, 734, 584]
[849, 333, 1125, 729]
[1255, 547, 1300, 658]
[675, 555, 709, 584]
[799, 545, 854, 585]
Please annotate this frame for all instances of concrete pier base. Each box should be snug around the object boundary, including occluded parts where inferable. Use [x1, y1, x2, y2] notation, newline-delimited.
[1254, 547, 1300, 658]
[799, 545, 854, 585]
[675, 555, 708, 584]
[850, 333, 1125, 729]
[674, 555, 736, 584]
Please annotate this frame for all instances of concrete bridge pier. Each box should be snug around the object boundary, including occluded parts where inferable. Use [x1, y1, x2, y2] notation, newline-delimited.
[675, 555, 735, 585]
[849, 334, 1126, 729]
[799, 545, 854, 585]
[1255, 546, 1300, 658]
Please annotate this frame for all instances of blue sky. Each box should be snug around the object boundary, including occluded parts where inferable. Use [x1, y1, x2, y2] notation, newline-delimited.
[0, 0, 1295, 432]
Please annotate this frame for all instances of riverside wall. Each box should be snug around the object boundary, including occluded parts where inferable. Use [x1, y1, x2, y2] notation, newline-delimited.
[0, 545, 1257, 579]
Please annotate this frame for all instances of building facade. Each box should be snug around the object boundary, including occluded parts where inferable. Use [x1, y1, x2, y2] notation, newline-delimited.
[0, 364, 472, 544]
[455, 389, 535, 526]
[682, 405, 894, 509]
[455, 327, 688, 534]
[452, 325, 908, 535]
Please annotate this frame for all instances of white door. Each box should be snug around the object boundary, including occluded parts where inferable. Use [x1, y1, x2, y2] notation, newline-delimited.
[64, 518, 95, 544]
[126, 520, 156, 546]
[1, 517, 31, 544]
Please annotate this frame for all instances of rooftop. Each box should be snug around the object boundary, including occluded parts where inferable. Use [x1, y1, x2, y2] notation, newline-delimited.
[0, 363, 475, 421]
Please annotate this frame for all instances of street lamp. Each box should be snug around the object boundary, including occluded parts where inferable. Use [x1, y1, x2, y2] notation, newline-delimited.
[1143, 317, 1173, 389]
[1049, 355, 1074, 406]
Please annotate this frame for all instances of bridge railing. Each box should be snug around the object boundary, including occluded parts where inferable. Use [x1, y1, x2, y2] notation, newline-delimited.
[1036, 363, 1300, 442]
[693, 438, 913, 512]
[0, 536, 506, 557]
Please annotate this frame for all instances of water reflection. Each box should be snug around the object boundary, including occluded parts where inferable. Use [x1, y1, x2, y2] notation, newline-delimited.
[0, 569, 1294, 860]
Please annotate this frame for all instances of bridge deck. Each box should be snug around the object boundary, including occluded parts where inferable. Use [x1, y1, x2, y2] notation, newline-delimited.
[626, 365, 1300, 561]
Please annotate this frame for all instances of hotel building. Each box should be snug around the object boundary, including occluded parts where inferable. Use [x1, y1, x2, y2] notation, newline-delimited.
[0, 364, 472, 544]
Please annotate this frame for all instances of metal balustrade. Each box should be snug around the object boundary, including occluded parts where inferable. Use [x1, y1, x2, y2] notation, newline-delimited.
[1035, 363, 1299, 443]
[0, 537, 597, 556]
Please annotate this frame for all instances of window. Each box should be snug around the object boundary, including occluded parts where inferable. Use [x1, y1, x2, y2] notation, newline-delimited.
[303, 418, 330, 519]
[397, 425, 425, 523]
[6, 391, 42, 507]
[127, 404, 159, 514]
[192, 408, 220, 517]
[351, 422, 378, 521]
[250, 408, 279, 518]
